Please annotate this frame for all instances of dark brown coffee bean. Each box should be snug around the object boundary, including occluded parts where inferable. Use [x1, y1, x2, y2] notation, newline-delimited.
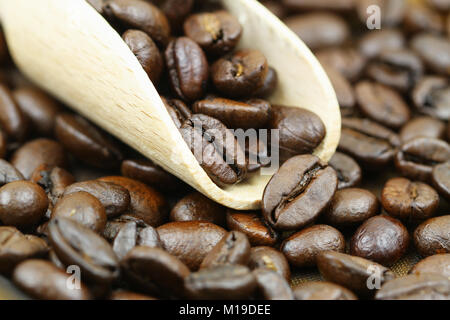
[162, 96, 192, 129]
[263, 155, 337, 231]
[104, 214, 159, 243]
[410, 254, 450, 278]
[200, 231, 250, 269]
[316, 47, 367, 81]
[432, 162, 450, 200]
[64, 180, 130, 218]
[324, 188, 379, 228]
[211, 49, 268, 98]
[404, 2, 445, 34]
[226, 210, 278, 246]
[359, 29, 405, 58]
[293, 281, 357, 300]
[184, 11, 242, 56]
[248, 246, 290, 281]
[170, 192, 226, 226]
[0, 83, 28, 142]
[412, 76, 449, 121]
[0, 159, 24, 186]
[184, 265, 256, 300]
[192, 97, 271, 129]
[153, 0, 194, 32]
[157, 221, 226, 270]
[323, 65, 355, 115]
[328, 152, 362, 190]
[55, 113, 123, 169]
[122, 29, 163, 84]
[109, 290, 156, 300]
[13, 87, 61, 136]
[411, 34, 450, 76]
[317, 251, 395, 297]
[350, 215, 409, 266]
[0, 227, 49, 274]
[13, 259, 92, 300]
[103, 0, 170, 47]
[357, 0, 406, 27]
[400, 116, 447, 143]
[252, 67, 278, 98]
[381, 177, 439, 222]
[414, 215, 450, 257]
[48, 217, 119, 284]
[165, 37, 209, 102]
[99, 176, 168, 227]
[375, 274, 450, 300]
[394, 137, 450, 182]
[253, 268, 294, 300]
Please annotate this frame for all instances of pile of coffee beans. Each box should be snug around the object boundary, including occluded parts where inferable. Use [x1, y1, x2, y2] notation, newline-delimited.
[0, 0, 449, 300]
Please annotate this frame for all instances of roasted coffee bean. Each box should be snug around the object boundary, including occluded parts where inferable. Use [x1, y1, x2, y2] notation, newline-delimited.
[410, 254, 450, 278]
[153, 0, 194, 32]
[414, 215, 450, 257]
[400, 116, 447, 143]
[226, 210, 278, 246]
[293, 282, 357, 300]
[404, 2, 445, 34]
[339, 118, 400, 168]
[55, 113, 123, 169]
[103, 214, 157, 242]
[0, 159, 24, 186]
[170, 192, 226, 226]
[157, 221, 226, 270]
[412, 76, 450, 121]
[359, 29, 405, 58]
[200, 231, 250, 269]
[316, 47, 366, 81]
[103, 0, 170, 47]
[99, 176, 168, 227]
[282, 0, 354, 11]
[183, 11, 242, 56]
[165, 37, 209, 102]
[211, 49, 268, 98]
[48, 217, 119, 284]
[253, 268, 294, 300]
[328, 152, 362, 190]
[381, 177, 439, 222]
[350, 215, 409, 266]
[262, 155, 337, 231]
[64, 180, 130, 218]
[269, 106, 326, 162]
[357, 0, 406, 27]
[52, 192, 107, 233]
[394, 137, 450, 182]
[411, 34, 450, 76]
[0, 181, 48, 228]
[324, 188, 379, 228]
[184, 265, 256, 300]
[122, 246, 190, 297]
[284, 13, 349, 50]
[162, 96, 192, 129]
[180, 114, 247, 186]
[13, 87, 61, 137]
[248, 246, 290, 281]
[109, 290, 156, 300]
[122, 29, 163, 84]
[13, 259, 92, 300]
[112, 222, 161, 259]
[323, 65, 355, 115]
[252, 67, 278, 98]
[282, 225, 345, 267]
[0, 83, 28, 142]
[0, 227, 49, 274]
[192, 97, 271, 129]
[375, 274, 450, 300]
[432, 162, 450, 200]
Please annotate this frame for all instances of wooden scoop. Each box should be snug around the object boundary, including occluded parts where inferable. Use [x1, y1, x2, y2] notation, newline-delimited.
[0, 0, 340, 210]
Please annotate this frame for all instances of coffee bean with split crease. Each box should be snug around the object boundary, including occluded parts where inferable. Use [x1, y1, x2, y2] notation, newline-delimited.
[200, 231, 250, 269]
[109, 290, 157, 300]
[103, 214, 154, 242]
[252, 67, 278, 98]
[180, 114, 247, 186]
[394, 137, 450, 182]
[184, 265, 256, 300]
[162, 96, 192, 129]
[193, 97, 271, 129]
[0, 159, 24, 186]
[103, 0, 170, 47]
[316, 47, 367, 82]
[339, 118, 400, 168]
[317, 251, 395, 297]
[350, 215, 409, 266]
[13, 259, 92, 300]
[211, 49, 268, 98]
[31, 164, 75, 205]
[165, 37, 209, 102]
[64, 180, 130, 218]
[355, 81, 410, 129]
[281, 225, 345, 267]
[253, 268, 294, 300]
[13, 87, 61, 137]
[122, 246, 190, 297]
[400, 116, 446, 143]
[99, 176, 168, 227]
[410, 254, 450, 278]
[170, 192, 226, 227]
[412, 76, 450, 121]
[411, 34, 450, 76]
[48, 217, 119, 284]
[157, 221, 227, 270]
[184, 11, 242, 56]
[328, 152, 362, 190]
[262, 155, 337, 231]
[381, 177, 439, 223]
[376, 274, 450, 300]
[414, 215, 450, 257]
[0, 226, 49, 274]
[432, 162, 450, 200]
[0, 83, 28, 142]
[358, 29, 405, 59]
[293, 282, 357, 300]
[122, 29, 163, 84]
[248, 246, 290, 281]
[55, 113, 123, 169]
